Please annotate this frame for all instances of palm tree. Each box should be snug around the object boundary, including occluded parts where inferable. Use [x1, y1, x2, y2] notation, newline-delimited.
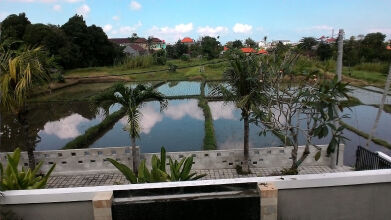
[0, 47, 50, 169]
[93, 83, 167, 173]
[212, 51, 265, 173]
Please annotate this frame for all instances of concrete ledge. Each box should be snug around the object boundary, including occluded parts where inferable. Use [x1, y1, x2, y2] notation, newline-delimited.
[2, 169, 391, 205]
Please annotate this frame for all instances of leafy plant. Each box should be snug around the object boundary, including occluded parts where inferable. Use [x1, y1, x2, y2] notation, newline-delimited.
[0, 148, 56, 190]
[106, 147, 206, 184]
[168, 63, 178, 72]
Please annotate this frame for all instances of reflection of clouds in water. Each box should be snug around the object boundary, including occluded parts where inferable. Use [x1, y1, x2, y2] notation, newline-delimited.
[42, 114, 88, 139]
[209, 101, 237, 120]
[165, 100, 203, 120]
[121, 105, 163, 134]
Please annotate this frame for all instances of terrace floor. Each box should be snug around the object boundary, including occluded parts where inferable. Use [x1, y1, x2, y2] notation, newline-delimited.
[46, 165, 353, 188]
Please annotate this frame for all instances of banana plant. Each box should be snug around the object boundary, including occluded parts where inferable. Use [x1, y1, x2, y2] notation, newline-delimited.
[0, 148, 56, 190]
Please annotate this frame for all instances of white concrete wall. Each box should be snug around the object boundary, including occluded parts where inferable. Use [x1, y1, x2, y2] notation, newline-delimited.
[0, 145, 343, 175]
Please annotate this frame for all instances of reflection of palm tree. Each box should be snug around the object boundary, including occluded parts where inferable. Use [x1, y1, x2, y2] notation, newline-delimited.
[93, 83, 167, 173]
[212, 51, 264, 173]
[0, 47, 50, 169]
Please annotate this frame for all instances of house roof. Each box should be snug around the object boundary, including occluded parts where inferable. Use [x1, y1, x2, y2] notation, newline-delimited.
[151, 37, 164, 43]
[241, 47, 257, 53]
[129, 44, 147, 52]
[387, 45, 391, 50]
[134, 38, 147, 43]
[181, 37, 194, 43]
[223, 46, 229, 51]
[326, 38, 336, 43]
[257, 49, 268, 54]
[109, 38, 131, 44]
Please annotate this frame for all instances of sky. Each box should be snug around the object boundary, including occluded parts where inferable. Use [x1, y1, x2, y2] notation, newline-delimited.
[1, 0, 391, 44]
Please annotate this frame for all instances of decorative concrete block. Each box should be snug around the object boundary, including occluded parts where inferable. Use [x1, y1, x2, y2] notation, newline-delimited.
[93, 191, 113, 220]
[258, 183, 278, 220]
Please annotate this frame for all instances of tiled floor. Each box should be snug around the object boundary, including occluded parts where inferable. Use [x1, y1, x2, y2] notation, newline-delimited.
[46, 165, 353, 188]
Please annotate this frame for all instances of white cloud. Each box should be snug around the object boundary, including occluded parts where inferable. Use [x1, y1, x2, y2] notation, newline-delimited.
[130, 1, 141, 10]
[112, 15, 120, 21]
[42, 114, 88, 139]
[197, 26, 228, 37]
[121, 104, 163, 134]
[103, 24, 113, 32]
[76, 4, 90, 17]
[233, 23, 253, 33]
[149, 23, 193, 42]
[52, 4, 61, 11]
[111, 21, 142, 36]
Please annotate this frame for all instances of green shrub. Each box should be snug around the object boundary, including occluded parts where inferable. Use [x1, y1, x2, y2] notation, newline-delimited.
[180, 54, 190, 61]
[107, 147, 206, 183]
[0, 148, 55, 190]
[153, 50, 167, 65]
[117, 55, 154, 69]
[168, 63, 178, 72]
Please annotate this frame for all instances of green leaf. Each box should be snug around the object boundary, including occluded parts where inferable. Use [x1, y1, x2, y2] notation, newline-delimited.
[314, 151, 321, 161]
[106, 158, 137, 183]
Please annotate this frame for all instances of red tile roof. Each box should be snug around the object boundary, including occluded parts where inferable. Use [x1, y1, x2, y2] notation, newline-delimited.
[241, 48, 257, 53]
[326, 38, 336, 43]
[223, 46, 229, 51]
[257, 49, 268, 54]
[109, 38, 131, 44]
[181, 37, 194, 43]
[134, 38, 147, 43]
[387, 45, 391, 50]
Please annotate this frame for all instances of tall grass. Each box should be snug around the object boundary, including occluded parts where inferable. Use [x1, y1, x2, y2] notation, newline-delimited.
[116, 55, 154, 69]
[353, 62, 388, 74]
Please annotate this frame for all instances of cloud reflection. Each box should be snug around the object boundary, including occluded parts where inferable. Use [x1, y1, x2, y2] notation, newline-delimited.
[42, 114, 88, 139]
[120, 104, 163, 134]
[164, 100, 203, 120]
[209, 101, 237, 120]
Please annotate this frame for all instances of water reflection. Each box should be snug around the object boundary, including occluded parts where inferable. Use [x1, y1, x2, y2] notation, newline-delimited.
[41, 114, 89, 139]
[157, 81, 201, 96]
[93, 99, 204, 153]
[209, 101, 282, 149]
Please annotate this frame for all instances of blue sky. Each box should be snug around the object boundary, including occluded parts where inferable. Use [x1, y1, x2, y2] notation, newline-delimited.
[1, 0, 391, 43]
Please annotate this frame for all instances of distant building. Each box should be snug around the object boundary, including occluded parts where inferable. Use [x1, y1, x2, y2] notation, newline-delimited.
[257, 49, 268, 55]
[109, 38, 132, 47]
[149, 37, 166, 51]
[123, 44, 147, 56]
[271, 40, 292, 46]
[133, 38, 148, 49]
[181, 37, 195, 45]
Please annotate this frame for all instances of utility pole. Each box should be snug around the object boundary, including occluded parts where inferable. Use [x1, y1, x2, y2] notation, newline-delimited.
[336, 29, 344, 82]
[331, 29, 344, 169]
[366, 65, 391, 147]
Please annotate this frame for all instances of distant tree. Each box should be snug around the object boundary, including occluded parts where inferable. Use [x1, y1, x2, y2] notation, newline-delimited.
[189, 43, 201, 58]
[93, 83, 167, 174]
[129, 33, 139, 42]
[200, 36, 221, 60]
[360, 32, 387, 62]
[174, 40, 188, 58]
[165, 44, 176, 58]
[153, 49, 167, 65]
[316, 42, 333, 61]
[298, 37, 318, 54]
[244, 37, 257, 49]
[343, 36, 360, 66]
[0, 13, 30, 43]
[231, 40, 243, 49]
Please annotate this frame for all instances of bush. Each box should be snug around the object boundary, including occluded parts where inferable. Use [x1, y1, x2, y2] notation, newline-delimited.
[107, 147, 206, 183]
[0, 148, 55, 190]
[353, 62, 388, 74]
[117, 55, 154, 69]
[153, 49, 167, 65]
[180, 54, 190, 61]
[168, 63, 178, 72]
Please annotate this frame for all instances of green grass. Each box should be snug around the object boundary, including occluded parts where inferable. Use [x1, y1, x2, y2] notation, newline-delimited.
[62, 108, 127, 149]
[198, 94, 217, 150]
[342, 68, 387, 84]
[340, 121, 391, 149]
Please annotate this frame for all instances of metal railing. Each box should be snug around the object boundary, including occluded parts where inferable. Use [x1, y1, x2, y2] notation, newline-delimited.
[355, 146, 391, 170]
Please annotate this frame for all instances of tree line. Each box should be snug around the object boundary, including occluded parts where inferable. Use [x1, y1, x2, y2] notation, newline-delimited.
[0, 13, 124, 70]
[297, 33, 391, 66]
